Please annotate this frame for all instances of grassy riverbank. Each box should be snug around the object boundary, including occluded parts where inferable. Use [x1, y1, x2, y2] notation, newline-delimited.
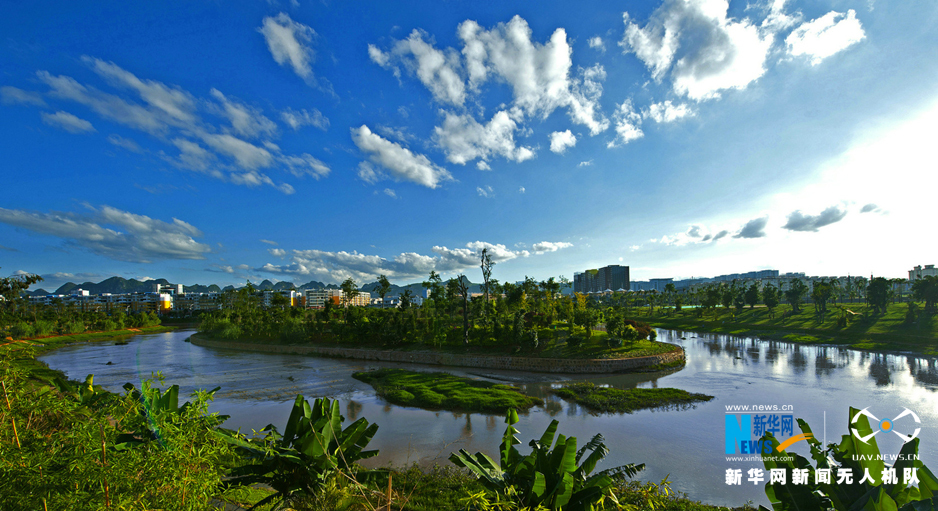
[631, 303, 937, 354]
[554, 381, 714, 413]
[352, 368, 543, 413]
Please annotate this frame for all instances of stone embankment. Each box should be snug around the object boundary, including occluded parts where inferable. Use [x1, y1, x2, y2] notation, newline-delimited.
[189, 335, 684, 374]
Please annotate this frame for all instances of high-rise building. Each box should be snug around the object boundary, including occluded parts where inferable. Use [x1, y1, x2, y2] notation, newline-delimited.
[574, 265, 629, 293]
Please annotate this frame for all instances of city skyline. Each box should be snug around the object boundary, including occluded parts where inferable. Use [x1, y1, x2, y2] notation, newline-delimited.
[2, 0, 935, 290]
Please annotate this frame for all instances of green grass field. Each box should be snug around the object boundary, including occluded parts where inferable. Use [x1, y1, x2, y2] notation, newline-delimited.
[553, 381, 713, 413]
[631, 303, 937, 355]
[352, 368, 543, 413]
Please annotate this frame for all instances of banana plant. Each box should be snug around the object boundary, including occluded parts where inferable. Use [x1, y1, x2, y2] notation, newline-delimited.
[450, 409, 644, 511]
[215, 395, 380, 511]
[114, 381, 224, 450]
[760, 407, 938, 511]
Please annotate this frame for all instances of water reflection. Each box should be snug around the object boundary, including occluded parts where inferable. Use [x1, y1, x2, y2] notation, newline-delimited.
[37, 328, 938, 508]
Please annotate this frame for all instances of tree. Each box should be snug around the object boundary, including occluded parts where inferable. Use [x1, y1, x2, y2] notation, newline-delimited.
[720, 283, 734, 310]
[422, 271, 443, 310]
[763, 284, 780, 316]
[376, 274, 392, 304]
[453, 276, 470, 345]
[664, 282, 676, 308]
[785, 279, 808, 313]
[340, 278, 360, 320]
[811, 280, 833, 316]
[744, 283, 760, 309]
[912, 275, 938, 313]
[0, 268, 43, 302]
[867, 277, 890, 315]
[399, 289, 413, 310]
[480, 248, 494, 315]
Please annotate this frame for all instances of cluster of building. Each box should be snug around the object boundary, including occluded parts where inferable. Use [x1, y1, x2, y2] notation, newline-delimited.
[27, 283, 424, 315]
[575, 265, 936, 295]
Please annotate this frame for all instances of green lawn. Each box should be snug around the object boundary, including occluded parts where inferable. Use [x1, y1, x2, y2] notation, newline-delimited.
[352, 368, 543, 414]
[553, 381, 713, 413]
[631, 303, 937, 355]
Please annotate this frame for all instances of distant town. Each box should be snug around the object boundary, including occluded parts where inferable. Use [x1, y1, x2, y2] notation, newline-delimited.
[19, 264, 936, 315]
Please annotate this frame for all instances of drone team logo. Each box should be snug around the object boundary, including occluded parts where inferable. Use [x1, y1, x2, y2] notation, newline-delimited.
[851, 407, 921, 444]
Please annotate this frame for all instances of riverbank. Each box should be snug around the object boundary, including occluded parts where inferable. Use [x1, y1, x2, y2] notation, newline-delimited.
[189, 333, 685, 373]
[5, 325, 176, 382]
[630, 304, 937, 355]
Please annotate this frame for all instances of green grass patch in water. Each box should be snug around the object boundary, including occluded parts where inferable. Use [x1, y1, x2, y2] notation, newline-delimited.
[553, 382, 713, 413]
[352, 368, 542, 414]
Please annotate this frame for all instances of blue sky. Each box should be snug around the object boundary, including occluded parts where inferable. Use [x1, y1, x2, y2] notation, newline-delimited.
[2, 0, 936, 290]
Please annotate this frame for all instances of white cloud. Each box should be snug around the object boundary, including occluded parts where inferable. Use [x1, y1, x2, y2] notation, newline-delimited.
[280, 107, 329, 130]
[519, 186, 525, 193]
[269, 248, 287, 257]
[86, 57, 198, 125]
[608, 99, 643, 147]
[261, 239, 278, 245]
[477, 185, 494, 198]
[198, 132, 274, 170]
[371, 16, 609, 135]
[786, 10, 865, 65]
[383, 188, 398, 199]
[549, 130, 577, 153]
[39, 71, 168, 134]
[645, 100, 694, 123]
[476, 161, 491, 170]
[259, 13, 316, 79]
[588, 36, 605, 52]
[280, 153, 330, 179]
[457, 17, 609, 134]
[259, 239, 569, 283]
[35, 60, 326, 194]
[209, 89, 277, 139]
[621, 0, 774, 101]
[532, 241, 573, 253]
[1, 86, 46, 106]
[351, 125, 452, 188]
[0, 205, 211, 263]
[373, 30, 466, 106]
[107, 134, 143, 152]
[578, 159, 593, 166]
[433, 110, 536, 165]
[41, 111, 96, 134]
[357, 161, 382, 184]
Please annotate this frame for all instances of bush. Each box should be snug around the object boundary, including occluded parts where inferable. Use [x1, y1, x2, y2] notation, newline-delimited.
[63, 320, 86, 334]
[10, 322, 34, 339]
[33, 320, 56, 336]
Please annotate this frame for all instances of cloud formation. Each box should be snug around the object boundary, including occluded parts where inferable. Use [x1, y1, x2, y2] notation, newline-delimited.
[1, 86, 46, 106]
[621, 0, 773, 101]
[782, 205, 847, 232]
[259, 239, 572, 283]
[26, 58, 330, 193]
[352, 125, 452, 188]
[735, 216, 769, 238]
[369, 15, 610, 168]
[259, 13, 316, 80]
[786, 10, 865, 65]
[280, 107, 329, 131]
[41, 111, 95, 133]
[608, 99, 643, 147]
[644, 100, 694, 123]
[434, 110, 536, 165]
[0, 205, 211, 263]
[549, 130, 577, 153]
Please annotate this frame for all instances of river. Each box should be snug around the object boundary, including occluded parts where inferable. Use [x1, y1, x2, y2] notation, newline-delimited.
[38, 328, 938, 507]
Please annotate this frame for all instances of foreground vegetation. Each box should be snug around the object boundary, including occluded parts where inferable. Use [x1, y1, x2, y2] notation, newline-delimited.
[553, 382, 714, 414]
[352, 368, 543, 413]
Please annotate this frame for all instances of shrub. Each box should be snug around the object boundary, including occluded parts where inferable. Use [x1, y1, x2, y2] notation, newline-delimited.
[10, 322, 34, 339]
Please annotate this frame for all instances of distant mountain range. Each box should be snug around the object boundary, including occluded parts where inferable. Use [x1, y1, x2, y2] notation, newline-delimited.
[27, 275, 482, 297]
